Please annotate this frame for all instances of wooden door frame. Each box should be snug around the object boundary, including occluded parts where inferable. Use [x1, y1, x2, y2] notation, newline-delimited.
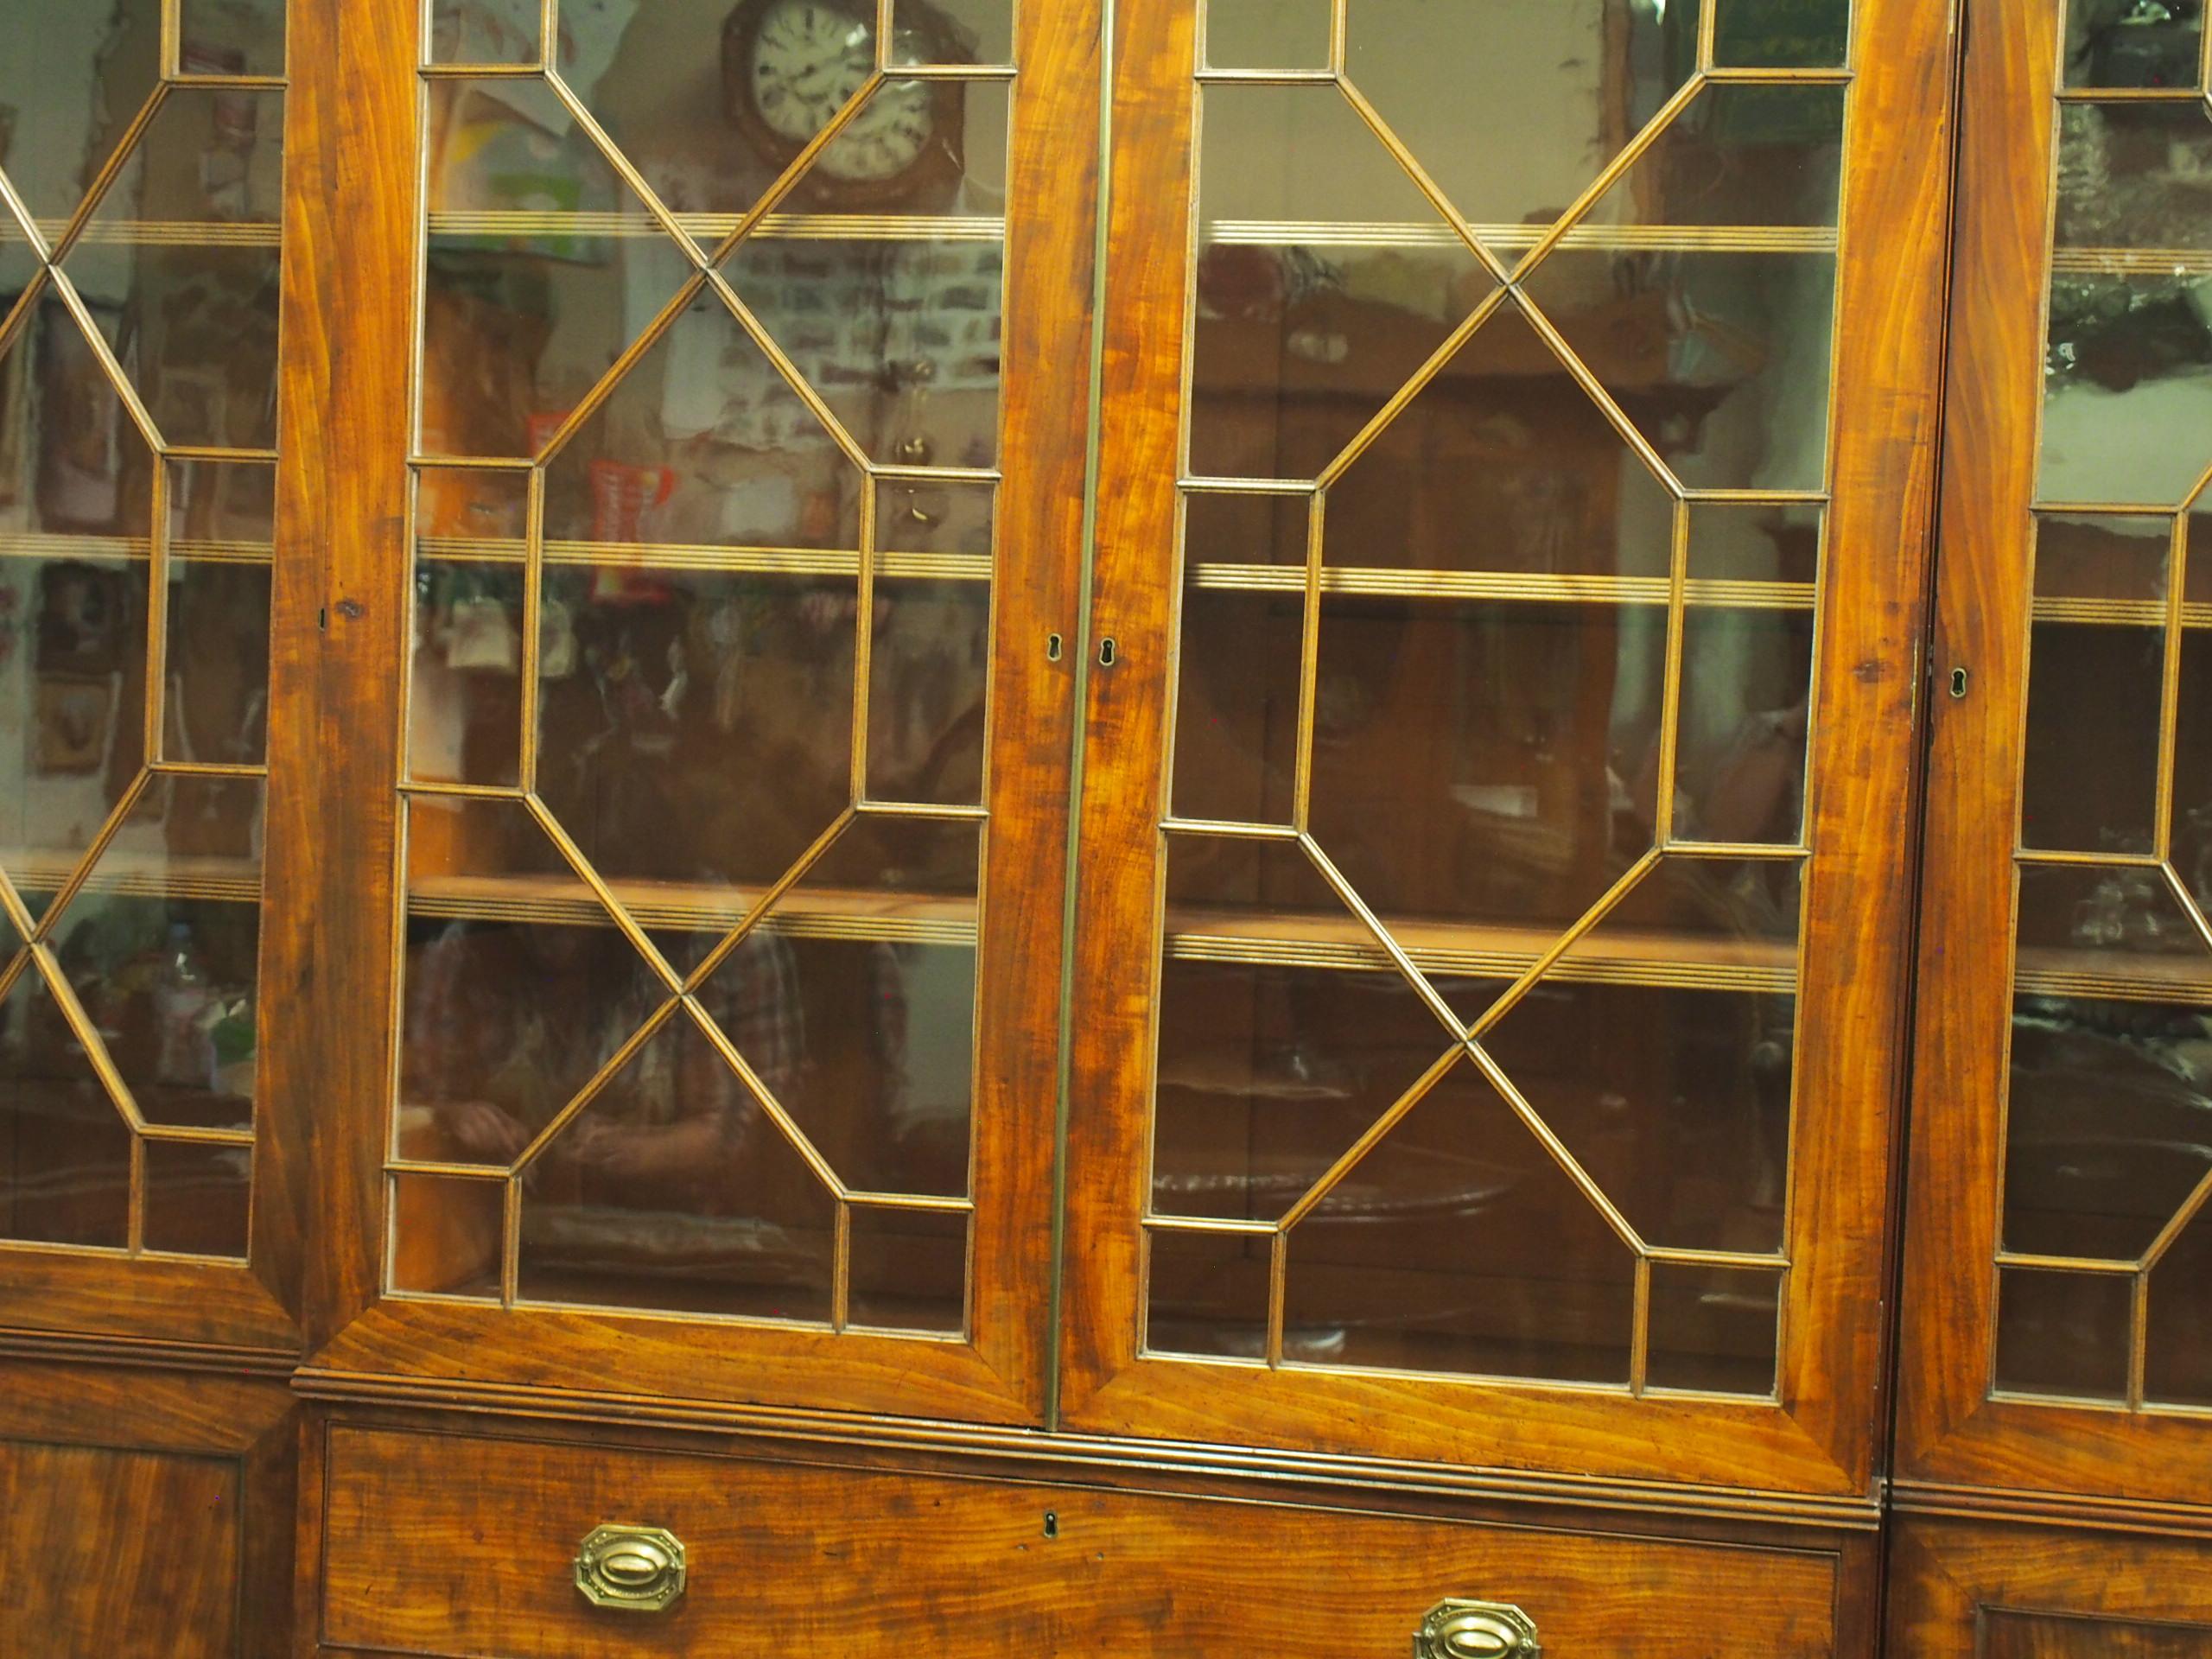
[1060, 0, 1963, 1496]
[1897, 0, 2212, 1510]
[291, 0, 1101, 1427]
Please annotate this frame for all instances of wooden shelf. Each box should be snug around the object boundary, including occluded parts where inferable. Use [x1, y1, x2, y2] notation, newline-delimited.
[1187, 563, 1815, 611]
[407, 871, 977, 947]
[32, 219, 279, 249]
[425, 210, 1005, 244]
[0, 531, 271, 567]
[3, 850, 260, 906]
[1207, 219, 1837, 256]
[1165, 906, 1796, 995]
[415, 536, 989, 583]
[2017, 944, 2212, 1008]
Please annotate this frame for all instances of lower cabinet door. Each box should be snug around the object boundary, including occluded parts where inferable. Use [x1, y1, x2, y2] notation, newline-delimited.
[1890, 1516, 2212, 1656]
[0, 1361, 297, 1658]
[315, 1422, 1858, 1656]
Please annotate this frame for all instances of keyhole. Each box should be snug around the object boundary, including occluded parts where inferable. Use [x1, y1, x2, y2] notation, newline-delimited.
[1098, 638, 1118, 667]
[1042, 1511, 1059, 1539]
[1046, 632, 1063, 663]
[1949, 666, 1969, 700]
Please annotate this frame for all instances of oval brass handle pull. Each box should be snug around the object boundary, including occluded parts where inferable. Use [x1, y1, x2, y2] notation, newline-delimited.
[1416, 1599, 1541, 1658]
[575, 1524, 687, 1612]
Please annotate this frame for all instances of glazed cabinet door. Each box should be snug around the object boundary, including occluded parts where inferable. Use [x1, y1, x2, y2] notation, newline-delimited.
[1899, 0, 2212, 1507]
[1065, 0, 1958, 1493]
[0, 0, 303, 1352]
[301, 0, 1098, 1424]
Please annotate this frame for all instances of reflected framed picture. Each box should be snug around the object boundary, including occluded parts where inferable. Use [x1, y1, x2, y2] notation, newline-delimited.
[33, 675, 117, 775]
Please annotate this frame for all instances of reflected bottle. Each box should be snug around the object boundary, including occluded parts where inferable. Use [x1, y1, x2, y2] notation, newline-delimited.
[154, 922, 216, 1090]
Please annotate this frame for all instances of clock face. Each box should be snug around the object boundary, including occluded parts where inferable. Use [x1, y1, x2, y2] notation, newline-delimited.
[747, 0, 939, 182]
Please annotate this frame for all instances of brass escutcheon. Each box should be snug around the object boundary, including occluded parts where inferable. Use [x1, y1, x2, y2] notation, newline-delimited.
[574, 1523, 688, 1612]
[1415, 1599, 1541, 1658]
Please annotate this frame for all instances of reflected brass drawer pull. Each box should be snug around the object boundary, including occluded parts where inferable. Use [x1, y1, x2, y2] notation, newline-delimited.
[1416, 1599, 1541, 1658]
[574, 1524, 687, 1611]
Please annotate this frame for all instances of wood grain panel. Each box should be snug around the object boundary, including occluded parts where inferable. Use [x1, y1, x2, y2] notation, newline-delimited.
[320, 1424, 1843, 1656]
[0, 1443, 238, 1657]
[1890, 1516, 2212, 1657]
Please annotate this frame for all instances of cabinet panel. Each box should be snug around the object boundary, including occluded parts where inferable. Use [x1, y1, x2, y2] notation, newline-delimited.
[0, 0, 299, 1348]
[1065, 0, 1958, 1491]
[304, 0, 1097, 1422]
[0, 1360, 296, 1657]
[1889, 1516, 2212, 1658]
[1900, 0, 2212, 1504]
[319, 1421, 1846, 1656]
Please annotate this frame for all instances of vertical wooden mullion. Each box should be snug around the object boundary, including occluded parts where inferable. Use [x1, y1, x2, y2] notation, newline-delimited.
[277, 0, 421, 1347]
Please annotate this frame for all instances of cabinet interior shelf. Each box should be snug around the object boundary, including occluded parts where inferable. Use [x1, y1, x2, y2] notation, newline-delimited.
[3, 850, 261, 906]
[0, 532, 271, 566]
[1187, 563, 1816, 610]
[1205, 219, 1838, 255]
[415, 537, 990, 582]
[424, 211, 1006, 244]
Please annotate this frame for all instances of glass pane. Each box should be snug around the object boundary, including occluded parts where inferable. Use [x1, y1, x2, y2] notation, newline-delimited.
[179, 0, 287, 79]
[893, 0, 1014, 67]
[1645, 1261, 1783, 1396]
[2009, 866, 2212, 1261]
[1282, 1053, 1638, 1383]
[397, 796, 681, 1166]
[1994, 1266, 2134, 1402]
[1675, 605, 1815, 846]
[2147, 1202, 2212, 1407]
[1346, 1, 1701, 236]
[1301, 589, 1667, 935]
[168, 507, 274, 770]
[2024, 515, 2172, 854]
[1522, 85, 1847, 495]
[515, 1009, 838, 1322]
[1154, 836, 1464, 1223]
[1688, 500, 1822, 588]
[1171, 568, 1303, 826]
[1205, 0, 1331, 70]
[849, 1206, 966, 1333]
[1713, 0, 1852, 68]
[0, 0, 162, 226]
[0, 958, 131, 1249]
[695, 816, 981, 1200]
[1187, 81, 1491, 480]
[2043, 104, 2212, 507]
[429, 0, 537, 67]
[409, 469, 530, 790]
[142, 1138, 250, 1258]
[1147, 1226, 1270, 1361]
[870, 480, 992, 806]
[1485, 862, 1800, 1256]
[390, 1173, 504, 1298]
[2065, 0, 2205, 90]
[2169, 527, 2212, 888]
[63, 88, 285, 453]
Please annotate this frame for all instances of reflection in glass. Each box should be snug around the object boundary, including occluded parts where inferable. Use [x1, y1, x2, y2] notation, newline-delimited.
[1486, 868, 1799, 1256]
[1713, 0, 1851, 68]
[893, 0, 1014, 67]
[2024, 513, 2171, 854]
[1646, 1261, 1783, 1395]
[2007, 867, 2212, 1262]
[515, 1010, 838, 1321]
[1994, 1266, 2133, 1402]
[390, 1173, 504, 1297]
[1147, 1225, 1270, 1361]
[1171, 578, 1302, 826]
[0, 961, 132, 1249]
[1188, 83, 1491, 480]
[1303, 591, 1666, 934]
[2147, 1201, 2212, 1406]
[2043, 104, 2212, 507]
[2064, 0, 2205, 90]
[1347, 0, 1703, 234]
[180, 0, 288, 78]
[0, 0, 162, 226]
[1205, 0, 1331, 70]
[849, 1205, 966, 1333]
[428, 0, 540, 66]
[143, 1138, 251, 1258]
[1281, 1055, 1638, 1383]
[1675, 606, 1815, 846]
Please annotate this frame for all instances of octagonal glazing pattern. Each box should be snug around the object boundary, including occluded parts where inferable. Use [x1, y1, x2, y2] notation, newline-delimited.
[1147, 0, 1847, 1396]
[0, 0, 285, 1262]
[393, 0, 1016, 1332]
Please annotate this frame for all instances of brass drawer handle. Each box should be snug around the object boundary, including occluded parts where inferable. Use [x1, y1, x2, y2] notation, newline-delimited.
[1417, 1600, 1541, 1658]
[575, 1524, 687, 1612]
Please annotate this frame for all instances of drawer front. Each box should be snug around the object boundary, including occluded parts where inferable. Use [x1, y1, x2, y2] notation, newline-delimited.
[320, 1426, 1844, 1656]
